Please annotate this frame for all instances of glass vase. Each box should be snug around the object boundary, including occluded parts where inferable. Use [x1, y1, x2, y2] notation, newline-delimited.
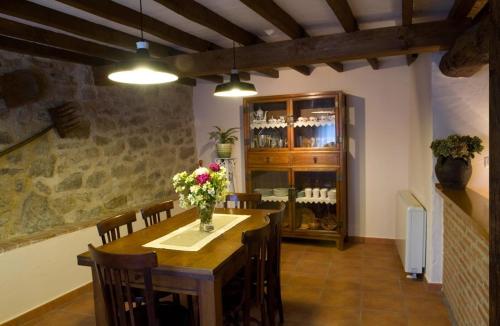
[198, 203, 215, 232]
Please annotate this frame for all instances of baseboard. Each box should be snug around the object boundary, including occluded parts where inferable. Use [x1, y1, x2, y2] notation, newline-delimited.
[1, 283, 92, 326]
[348, 236, 395, 245]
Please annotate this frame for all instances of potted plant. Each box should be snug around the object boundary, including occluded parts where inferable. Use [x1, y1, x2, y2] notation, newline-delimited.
[209, 126, 239, 158]
[430, 134, 484, 189]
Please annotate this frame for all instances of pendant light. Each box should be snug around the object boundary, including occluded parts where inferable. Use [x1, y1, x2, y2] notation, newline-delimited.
[214, 42, 257, 97]
[108, 0, 178, 84]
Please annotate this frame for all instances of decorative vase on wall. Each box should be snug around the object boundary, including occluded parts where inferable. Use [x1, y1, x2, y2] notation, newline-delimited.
[435, 156, 472, 189]
[216, 143, 232, 158]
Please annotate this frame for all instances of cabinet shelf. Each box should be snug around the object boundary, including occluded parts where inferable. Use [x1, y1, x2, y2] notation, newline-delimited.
[250, 122, 288, 129]
[293, 121, 335, 128]
[296, 197, 336, 205]
[261, 195, 289, 202]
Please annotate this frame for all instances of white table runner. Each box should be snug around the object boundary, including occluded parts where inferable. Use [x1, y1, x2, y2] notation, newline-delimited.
[142, 213, 251, 251]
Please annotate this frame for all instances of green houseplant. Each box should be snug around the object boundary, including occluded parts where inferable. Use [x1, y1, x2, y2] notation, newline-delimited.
[430, 134, 484, 189]
[209, 126, 239, 158]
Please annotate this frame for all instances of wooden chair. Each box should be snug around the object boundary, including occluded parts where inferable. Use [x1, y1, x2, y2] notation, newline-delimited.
[96, 211, 137, 245]
[88, 245, 189, 326]
[141, 200, 174, 227]
[224, 192, 262, 209]
[223, 220, 271, 326]
[267, 204, 286, 325]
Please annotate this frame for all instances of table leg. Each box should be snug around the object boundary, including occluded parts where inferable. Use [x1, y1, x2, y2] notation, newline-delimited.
[91, 266, 107, 326]
[198, 278, 223, 326]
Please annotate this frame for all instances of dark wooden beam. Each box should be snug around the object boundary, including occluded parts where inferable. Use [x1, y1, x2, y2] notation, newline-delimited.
[154, 0, 257, 45]
[327, 62, 344, 72]
[448, 0, 488, 21]
[406, 53, 419, 65]
[56, 0, 219, 52]
[0, 17, 133, 61]
[490, 0, 499, 322]
[94, 21, 460, 77]
[240, 0, 340, 75]
[240, 0, 306, 38]
[151, 0, 278, 77]
[0, 1, 221, 83]
[402, 0, 418, 65]
[0, 35, 109, 66]
[325, 0, 380, 69]
[0, 0, 179, 57]
[402, 0, 413, 26]
[439, 13, 490, 77]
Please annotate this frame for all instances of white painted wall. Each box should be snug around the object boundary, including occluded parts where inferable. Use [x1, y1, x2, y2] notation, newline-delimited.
[406, 53, 490, 284]
[0, 203, 186, 323]
[431, 53, 489, 198]
[193, 60, 413, 239]
[408, 54, 442, 283]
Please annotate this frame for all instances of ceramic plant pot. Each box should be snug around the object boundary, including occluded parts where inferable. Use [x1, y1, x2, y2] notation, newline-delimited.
[435, 156, 472, 189]
[216, 143, 232, 158]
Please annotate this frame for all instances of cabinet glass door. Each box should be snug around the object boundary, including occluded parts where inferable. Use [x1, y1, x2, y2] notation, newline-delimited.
[292, 97, 337, 149]
[249, 101, 288, 150]
[249, 170, 292, 230]
[293, 170, 339, 233]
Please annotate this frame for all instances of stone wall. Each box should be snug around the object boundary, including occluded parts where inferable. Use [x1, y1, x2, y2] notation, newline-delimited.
[0, 49, 197, 243]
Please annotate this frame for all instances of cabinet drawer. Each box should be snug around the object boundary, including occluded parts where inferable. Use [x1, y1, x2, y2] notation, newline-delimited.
[291, 153, 339, 166]
[247, 153, 290, 166]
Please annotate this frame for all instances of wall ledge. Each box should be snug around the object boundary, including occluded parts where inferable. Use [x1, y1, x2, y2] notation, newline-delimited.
[436, 183, 489, 237]
[0, 196, 178, 254]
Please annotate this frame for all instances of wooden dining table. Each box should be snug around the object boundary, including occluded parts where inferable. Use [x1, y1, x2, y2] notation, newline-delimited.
[76, 207, 273, 326]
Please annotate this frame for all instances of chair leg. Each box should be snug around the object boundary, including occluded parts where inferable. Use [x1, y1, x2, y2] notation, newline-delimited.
[276, 278, 284, 324]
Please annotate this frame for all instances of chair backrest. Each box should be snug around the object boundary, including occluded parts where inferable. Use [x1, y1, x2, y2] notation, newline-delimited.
[224, 192, 262, 209]
[267, 203, 286, 280]
[141, 200, 174, 227]
[97, 211, 137, 245]
[241, 220, 271, 307]
[88, 244, 158, 326]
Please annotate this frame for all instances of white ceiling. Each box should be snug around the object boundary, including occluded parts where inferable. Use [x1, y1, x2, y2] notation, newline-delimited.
[4, 0, 455, 68]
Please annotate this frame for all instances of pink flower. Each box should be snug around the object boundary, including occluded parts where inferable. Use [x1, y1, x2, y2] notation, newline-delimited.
[208, 162, 220, 172]
[196, 173, 210, 185]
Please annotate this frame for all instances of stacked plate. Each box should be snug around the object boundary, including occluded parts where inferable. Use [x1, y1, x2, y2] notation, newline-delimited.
[254, 188, 273, 196]
[273, 188, 289, 197]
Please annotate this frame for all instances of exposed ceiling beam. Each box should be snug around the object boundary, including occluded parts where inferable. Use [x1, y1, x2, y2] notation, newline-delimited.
[0, 34, 109, 66]
[55, 0, 257, 82]
[0, 1, 220, 83]
[448, 0, 488, 21]
[56, 0, 219, 52]
[0, 0, 179, 57]
[439, 12, 490, 77]
[403, 0, 418, 65]
[324, 0, 380, 69]
[403, 0, 413, 26]
[240, 0, 307, 39]
[0, 17, 132, 62]
[239, 0, 343, 74]
[151, 0, 284, 77]
[93, 21, 461, 78]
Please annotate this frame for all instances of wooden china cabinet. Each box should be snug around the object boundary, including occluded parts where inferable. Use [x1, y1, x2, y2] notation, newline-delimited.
[243, 91, 347, 249]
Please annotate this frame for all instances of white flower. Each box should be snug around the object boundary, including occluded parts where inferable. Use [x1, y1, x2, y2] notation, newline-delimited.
[194, 167, 209, 176]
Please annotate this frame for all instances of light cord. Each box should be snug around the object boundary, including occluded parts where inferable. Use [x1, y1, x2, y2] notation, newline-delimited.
[139, 0, 144, 40]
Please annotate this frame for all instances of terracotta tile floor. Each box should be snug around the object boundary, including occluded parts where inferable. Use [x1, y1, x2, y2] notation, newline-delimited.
[20, 241, 451, 325]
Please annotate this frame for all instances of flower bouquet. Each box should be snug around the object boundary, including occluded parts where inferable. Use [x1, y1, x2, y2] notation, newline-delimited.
[172, 162, 228, 232]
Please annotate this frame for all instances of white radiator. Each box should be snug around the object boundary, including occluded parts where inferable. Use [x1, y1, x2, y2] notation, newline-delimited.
[396, 191, 426, 275]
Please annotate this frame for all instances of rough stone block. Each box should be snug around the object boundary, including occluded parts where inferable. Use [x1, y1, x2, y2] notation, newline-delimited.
[29, 155, 56, 177]
[104, 195, 127, 209]
[56, 173, 83, 192]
